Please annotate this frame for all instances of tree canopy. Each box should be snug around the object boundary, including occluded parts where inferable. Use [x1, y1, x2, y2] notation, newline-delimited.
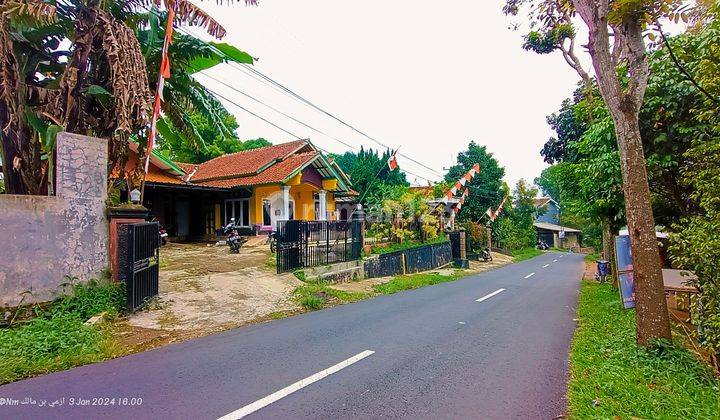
[331, 147, 408, 206]
[444, 141, 506, 223]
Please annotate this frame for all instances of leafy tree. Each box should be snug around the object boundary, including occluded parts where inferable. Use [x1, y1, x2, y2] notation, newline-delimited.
[331, 147, 408, 206]
[494, 179, 538, 250]
[156, 104, 270, 163]
[504, 0, 708, 344]
[444, 141, 505, 223]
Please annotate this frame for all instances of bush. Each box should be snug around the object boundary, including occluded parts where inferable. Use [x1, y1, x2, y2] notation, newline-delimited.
[0, 281, 125, 383]
[669, 138, 720, 366]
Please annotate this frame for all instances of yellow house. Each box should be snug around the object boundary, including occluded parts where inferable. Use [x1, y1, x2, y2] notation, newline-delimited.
[138, 140, 355, 239]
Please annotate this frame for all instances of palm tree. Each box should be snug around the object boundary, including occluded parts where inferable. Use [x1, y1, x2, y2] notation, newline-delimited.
[0, 0, 256, 194]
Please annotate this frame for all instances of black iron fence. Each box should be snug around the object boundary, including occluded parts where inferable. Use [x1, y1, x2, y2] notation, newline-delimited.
[119, 222, 160, 311]
[277, 220, 363, 273]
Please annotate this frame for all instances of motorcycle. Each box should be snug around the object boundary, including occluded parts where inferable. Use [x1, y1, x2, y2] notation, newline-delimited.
[227, 228, 247, 254]
[536, 240, 549, 250]
[481, 247, 493, 262]
[159, 225, 168, 246]
[267, 231, 277, 254]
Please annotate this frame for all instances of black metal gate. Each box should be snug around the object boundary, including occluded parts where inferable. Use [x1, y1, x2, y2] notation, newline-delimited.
[119, 222, 160, 311]
[276, 220, 362, 273]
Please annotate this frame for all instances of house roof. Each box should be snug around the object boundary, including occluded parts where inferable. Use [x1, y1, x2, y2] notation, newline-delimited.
[195, 152, 319, 188]
[534, 222, 581, 233]
[191, 140, 310, 182]
[139, 139, 351, 192]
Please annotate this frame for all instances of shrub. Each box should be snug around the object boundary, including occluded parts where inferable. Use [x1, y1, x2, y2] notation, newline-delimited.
[0, 281, 125, 383]
[669, 138, 720, 367]
[299, 296, 324, 310]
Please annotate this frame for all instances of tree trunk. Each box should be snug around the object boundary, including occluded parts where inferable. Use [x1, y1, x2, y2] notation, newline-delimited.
[613, 112, 671, 345]
[600, 216, 617, 286]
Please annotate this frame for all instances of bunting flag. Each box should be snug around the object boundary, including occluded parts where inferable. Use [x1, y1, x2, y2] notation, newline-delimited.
[387, 149, 398, 171]
[143, 4, 176, 176]
[485, 196, 508, 221]
[443, 163, 480, 201]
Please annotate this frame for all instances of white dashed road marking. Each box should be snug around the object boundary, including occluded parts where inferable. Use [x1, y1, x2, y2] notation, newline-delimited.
[476, 288, 506, 303]
[553, 259, 558, 262]
[218, 350, 375, 419]
[542, 264, 549, 268]
[524, 273, 536, 279]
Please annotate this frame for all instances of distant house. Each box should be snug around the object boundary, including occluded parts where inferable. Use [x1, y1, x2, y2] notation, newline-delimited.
[125, 140, 354, 240]
[532, 197, 582, 249]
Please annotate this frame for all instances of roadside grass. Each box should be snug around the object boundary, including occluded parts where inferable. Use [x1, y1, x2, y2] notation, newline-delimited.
[0, 280, 125, 384]
[511, 247, 543, 261]
[293, 280, 370, 310]
[583, 252, 601, 262]
[568, 281, 720, 419]
[373, 271, 464, 295]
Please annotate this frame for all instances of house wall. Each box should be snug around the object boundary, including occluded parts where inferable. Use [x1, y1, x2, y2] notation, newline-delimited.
[0, 133, 108, 307]
[536, 202, 560, 224]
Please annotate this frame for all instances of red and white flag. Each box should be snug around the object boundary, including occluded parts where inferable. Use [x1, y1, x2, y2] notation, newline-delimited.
[387, 149, 399, 171]
[144, 5, 176, 174]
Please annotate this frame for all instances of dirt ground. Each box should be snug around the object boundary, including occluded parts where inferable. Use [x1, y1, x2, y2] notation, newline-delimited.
[125, 241, 302, 334]
[331, 252, 515, 294]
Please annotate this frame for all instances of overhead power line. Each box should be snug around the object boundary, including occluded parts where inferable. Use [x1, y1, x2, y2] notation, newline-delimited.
[205, 86, 435, 183]
[175, 26, 438, 184]
[179, 25, 443, 178]
[236, 63, 445, 177]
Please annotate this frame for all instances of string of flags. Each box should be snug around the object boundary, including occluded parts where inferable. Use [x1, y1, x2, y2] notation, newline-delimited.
[141, 1, 176, 199]
[443, 163, 480, 202]
[485, 196, 507, 221]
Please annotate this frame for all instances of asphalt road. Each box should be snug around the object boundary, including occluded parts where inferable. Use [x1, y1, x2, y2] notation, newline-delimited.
[0, 251, 584, 420]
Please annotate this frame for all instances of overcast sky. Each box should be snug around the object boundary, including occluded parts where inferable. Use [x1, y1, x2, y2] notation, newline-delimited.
[188, 0, 585, 189]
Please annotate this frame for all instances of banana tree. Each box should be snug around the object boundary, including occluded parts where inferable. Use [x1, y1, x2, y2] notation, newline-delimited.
[0, 0, 256, 195]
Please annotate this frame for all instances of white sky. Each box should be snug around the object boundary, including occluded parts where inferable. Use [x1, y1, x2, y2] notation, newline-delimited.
[188, 0, 585, 188]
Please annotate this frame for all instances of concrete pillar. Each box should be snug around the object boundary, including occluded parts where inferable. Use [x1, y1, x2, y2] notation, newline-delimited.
[318, 190, 327, 221]
[281, 185, 291, 220]
[486, 223, 492, 250]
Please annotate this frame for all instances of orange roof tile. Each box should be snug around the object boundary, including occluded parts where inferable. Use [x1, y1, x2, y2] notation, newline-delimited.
[196, 152, 318, 188]
[192, 140, 310, 182]
[145, 169, 186, 185]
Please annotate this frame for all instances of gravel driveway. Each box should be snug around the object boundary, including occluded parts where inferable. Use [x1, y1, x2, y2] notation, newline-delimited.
[127, 241, 302, 333]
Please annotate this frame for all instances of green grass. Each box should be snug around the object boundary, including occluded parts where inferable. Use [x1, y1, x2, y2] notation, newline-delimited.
[293, 281, 370, 310]
[265, 252, 277, 270]
[0, 280, 125, 384]
[583, 252, 601, 262]
[568, 281, 720, 419]
[373, 271, 463, 295]
[511, 247, 543, 261]
[293, 270, 307, 282]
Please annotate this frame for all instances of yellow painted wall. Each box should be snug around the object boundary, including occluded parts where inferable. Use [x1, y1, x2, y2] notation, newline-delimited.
[251, 185, 280, 226]
[248, 182, 339, 224]
[327, 192, 336, 220]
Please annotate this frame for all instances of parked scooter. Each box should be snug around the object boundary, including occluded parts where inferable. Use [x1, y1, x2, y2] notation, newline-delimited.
[227, 228, 248, 254]
[159, 225, 168, 246]
[149, 217, 168, 245]
[536, 240, 550, 250]
[481, 247, 493, 262]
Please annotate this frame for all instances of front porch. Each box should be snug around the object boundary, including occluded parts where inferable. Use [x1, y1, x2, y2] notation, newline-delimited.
[143, 181, 338, 242]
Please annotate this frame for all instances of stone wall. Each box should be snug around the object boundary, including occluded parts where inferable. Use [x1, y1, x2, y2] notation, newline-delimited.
[0, 133, 108, 307]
